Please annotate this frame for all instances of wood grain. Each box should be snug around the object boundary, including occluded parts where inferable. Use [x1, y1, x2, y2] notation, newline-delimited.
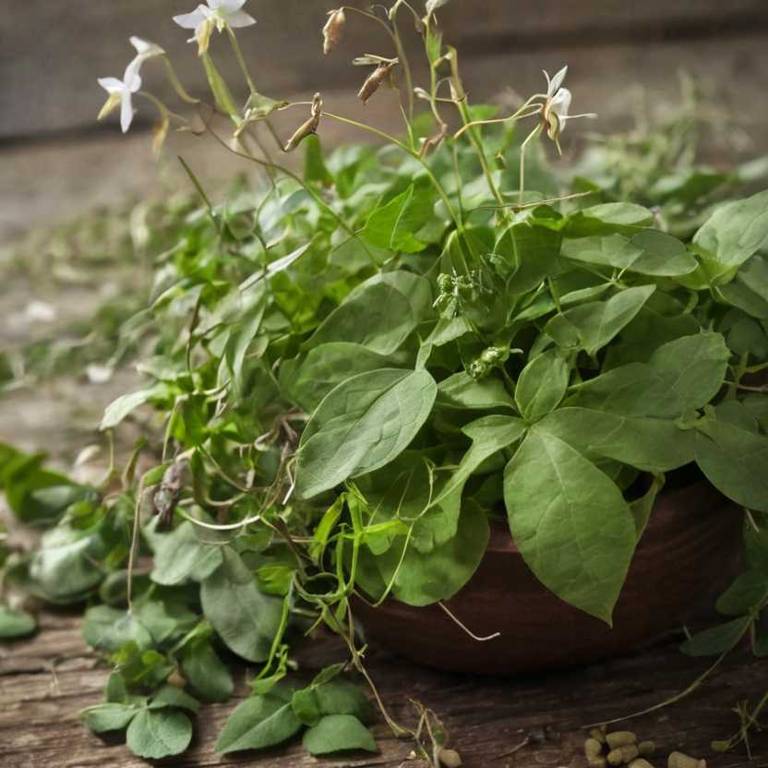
[1, 608, 766, 767]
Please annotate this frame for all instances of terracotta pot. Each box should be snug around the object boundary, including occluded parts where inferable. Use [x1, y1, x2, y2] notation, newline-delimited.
[354, 482, 742, 675]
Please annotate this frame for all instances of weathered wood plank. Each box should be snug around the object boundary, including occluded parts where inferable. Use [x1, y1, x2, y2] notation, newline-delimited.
[0, 608, 765, 767]
[1, 1, 767, 137]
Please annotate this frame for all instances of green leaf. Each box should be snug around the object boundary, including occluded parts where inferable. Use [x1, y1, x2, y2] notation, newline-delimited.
[215, 691, 302, 754]
[437, 371, 515, 410]
[126, 708, 193, 760]
[696, 418, 768, 512]
[149, 685, 200, 713]
[0, 606, 36, 640]
[82, 606, 153, 652]
[503, 430, 636, 622]
[693, 189, 768, 280]
[30, 526, 104, 603]
[303, 134, 333, 186]
[367, 501, 489, 607]
[493, 220, 562, 293]
[562, 231, 696, 276]
[150, 521, 223, 586]
[307, 272, 432, 354]
[303, 714, 377, 756]
[569, 332, 730, 418]
[544, 285, 655, 356]
[80, 703, 139, 733]
[716, 570, 768, 616]
[515, 350, 569, 422]
[565, 202, 653, 237]
[296, 368, 437, 499]
[282, 343, 393, 412]
[291, 680, 373, 726]
[201, 547, 283, 662]
[181, 639, 234, 702]
[680, 615, 752, 657]
[100, 387, 163, 430]
[362, 184, 434, 253]
[539, 407, 695, 472]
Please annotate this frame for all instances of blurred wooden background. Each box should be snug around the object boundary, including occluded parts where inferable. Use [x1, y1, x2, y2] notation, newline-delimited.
[2, 0, 768, 137]
[1, 0, 768, 240]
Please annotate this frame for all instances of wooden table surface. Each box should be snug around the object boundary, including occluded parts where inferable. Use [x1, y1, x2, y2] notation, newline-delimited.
[1, 608, 765, 768]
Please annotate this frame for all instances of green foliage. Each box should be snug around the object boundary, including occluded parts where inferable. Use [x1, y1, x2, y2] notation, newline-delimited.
[3, 3, 768, 763]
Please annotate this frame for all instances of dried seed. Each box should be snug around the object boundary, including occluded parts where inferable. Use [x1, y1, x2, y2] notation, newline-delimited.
[585, 738, 604, 758]
[608, 745, 640, 766]
[437, 747, 463, 768]
[667, 752, 706, 768]
[588, 758, 608, 768]
[590, 728, 608, 744]
[628, 760, 655, 768]
[358, 60, 398, 104]
[606, 731, 637, 749]
[284, 93, 322, 151]
[638, 741, 655, 757]
[322, 8, 346, 55]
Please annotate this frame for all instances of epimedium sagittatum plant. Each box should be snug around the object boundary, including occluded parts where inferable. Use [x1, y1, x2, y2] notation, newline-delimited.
[1, 0, 768, 762]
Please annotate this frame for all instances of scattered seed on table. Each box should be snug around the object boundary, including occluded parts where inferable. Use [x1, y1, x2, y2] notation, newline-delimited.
[585, 737, 604, 758]
[668, 752, 706, 768]
[629, 759, 655, 768]
[638, 741, 655, 757]
[608, 744, 640, 765]
[606, 731, 638, 749]
[438, 747, 463, 768]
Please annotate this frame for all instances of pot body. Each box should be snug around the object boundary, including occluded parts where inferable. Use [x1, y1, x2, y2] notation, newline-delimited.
[354, 483, 742, 675]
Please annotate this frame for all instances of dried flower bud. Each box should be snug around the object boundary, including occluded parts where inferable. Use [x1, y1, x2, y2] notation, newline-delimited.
[284, 93, 323, 151]
[322, 8, 346, 55]
[606, 731, 637, 749]
[419, 123, 448, 158]
[607, 745, 639, 766]
[153, 459, 187, 527]
[167, 669, 187, 688]
[358, 59, 398, 104]
[668, 752, 706, 768]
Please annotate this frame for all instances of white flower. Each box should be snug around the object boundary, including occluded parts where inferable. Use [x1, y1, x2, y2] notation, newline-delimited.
[541, 65, 595, 149]
[173, 0, 256, 55]
[125, 36, 165, 80]
[97, 67, 141, 133]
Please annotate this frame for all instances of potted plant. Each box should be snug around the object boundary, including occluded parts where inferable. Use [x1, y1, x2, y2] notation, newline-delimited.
[1, 0, 767, 762]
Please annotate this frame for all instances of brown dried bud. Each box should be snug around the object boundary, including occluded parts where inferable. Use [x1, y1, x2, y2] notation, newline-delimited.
[153, 459, 187, 527]
[608, 745, 639, 766]
[358, 59, 398, 104]
[166, 669, 187, 688]
[284, 93, 323, 151]
[606, 731, 637, 749]
[322, 8, 346, 55]
[668, 753, 706, 768]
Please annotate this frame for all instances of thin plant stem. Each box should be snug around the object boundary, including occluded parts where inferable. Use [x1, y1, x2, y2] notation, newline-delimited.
[226, 27, 257, 95]
[126, 475, 146, 612]
[519, 125, 542, 204]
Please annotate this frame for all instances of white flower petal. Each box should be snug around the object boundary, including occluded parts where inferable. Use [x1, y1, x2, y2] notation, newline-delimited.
[98, 77, 124, 94]
[548, 65, 568, 96]
[550, 87, 572, 121]
[122, 69, 142, 92]
[120, 91, 135, 133]
[225, 9, 256, 27]
[212, 0, 247, 11]
[173, 6, 209, 29]
[130, 36, 165, 58]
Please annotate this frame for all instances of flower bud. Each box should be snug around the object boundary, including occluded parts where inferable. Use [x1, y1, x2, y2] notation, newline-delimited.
[322, 8, 346, 55]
